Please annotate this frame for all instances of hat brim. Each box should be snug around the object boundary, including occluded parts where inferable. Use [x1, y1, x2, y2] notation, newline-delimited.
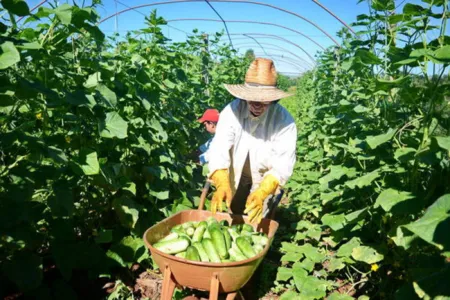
[224, 84, 293, 102]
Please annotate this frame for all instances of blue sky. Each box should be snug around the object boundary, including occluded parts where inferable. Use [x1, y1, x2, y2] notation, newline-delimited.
[24, 0, 448, 75]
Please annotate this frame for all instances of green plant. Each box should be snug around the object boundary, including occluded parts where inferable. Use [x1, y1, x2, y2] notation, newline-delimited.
[0, 1, 248, 297]
[275, 0, 450, 299]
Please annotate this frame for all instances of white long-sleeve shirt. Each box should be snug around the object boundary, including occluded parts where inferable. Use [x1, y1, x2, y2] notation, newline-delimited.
[208, 99, 297, 193]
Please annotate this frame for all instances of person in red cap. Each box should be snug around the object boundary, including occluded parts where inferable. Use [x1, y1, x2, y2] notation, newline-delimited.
[197, 108, 220, 165]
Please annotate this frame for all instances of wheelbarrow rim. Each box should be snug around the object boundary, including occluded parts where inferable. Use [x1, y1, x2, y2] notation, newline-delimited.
[143, 210, 279, 268]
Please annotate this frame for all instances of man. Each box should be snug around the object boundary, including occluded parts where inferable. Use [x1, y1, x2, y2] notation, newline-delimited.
[207, 58, 297, 224]
[197, 108, 220, 165]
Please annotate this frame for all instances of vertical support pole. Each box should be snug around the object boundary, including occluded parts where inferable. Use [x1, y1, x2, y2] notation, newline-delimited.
[161, 265, 176, 300]
[202, 33, 210, 98]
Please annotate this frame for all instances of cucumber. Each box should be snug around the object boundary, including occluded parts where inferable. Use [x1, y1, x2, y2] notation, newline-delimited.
[236, 237, 256, 258]
[175, 251, 186, 259]
[193, 242, 210, 262]
[202, 238, 221, 263]
[253, 244, 264, 254]
[229, 247, 247, 261]
[154, 238, 189, 254]
[221, 259, 233, 263]
[186, 227, 195, 237]
[222, 228, 232, 251]
[251, 235, 269, 247]
[227, 228, 240, 241]
[241, 224, 254, 233]
[171, 227, 185, 235]
[192, 223, 207, 243]
[192, 221, 200, 228]
[208, 222, 221, 232]
[231, 224, 242, 232]
[203, 227, 211, 239]
[159, 232, 178, 242]
[206, 216, 219, 226]
[172, 224, 182, 231]
[219, 219, 229, 227]
[186, 246, 201, 261]
[210, 227, 229, 259]
[182, 222, 193, 229]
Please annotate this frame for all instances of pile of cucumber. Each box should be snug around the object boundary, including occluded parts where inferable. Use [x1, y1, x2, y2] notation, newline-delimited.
[153, 217, 269, 263]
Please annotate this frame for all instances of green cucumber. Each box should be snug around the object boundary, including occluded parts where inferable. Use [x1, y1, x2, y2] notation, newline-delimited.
[231, 224, 242, 232]
[241, 224, 254, 233]
[186, 246, 201, 261]
[229, 247, 247, 261]
[210, 227, 229, 259]
[154, 238, 189, 254]
[171, 227, 185, 235]
[192, 223, 207, 243]
[193, 242, 210, 262]
[251, 235, 269, 247]
[227, 228, 240, 241]
[175, 251, 186, 259]
[208, 222, 221, 232]
[222, 228, 232, 251]
[236, 237, 256, 258]
[186, 227, 195, 237]
[221, 259, 233, 263]
[203, 227, 211, 239]
[206, 216, 219, 226]
[159, 232, 178, 242]
[182, 222, 193, 229]
[192, 221, 200, 228]
[253, 244, 264, 254]
[172, 224, 182, 231]
[202, 238, 221, 263]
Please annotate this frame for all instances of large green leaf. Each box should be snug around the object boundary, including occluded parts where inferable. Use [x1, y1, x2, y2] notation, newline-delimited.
[0, 42, 20, 69]
[276, 267, 293, 281]
[1, 0, 29, 16]
[321, 213, 346, 231]
[404, 194, 450, 250]
[374, 189, 415, 212]
[280, 291, 300, 300]
[351, 246, 384, 264]
[433, 45, 450, 62]
[76, 148, 100, 175]
[337, 237, 361, 257]
[281, 252, 304, 262]
[345, 170, 380, 189]
[293, 258, 315, 272]
[99, 112, 128, 139]
[292, 267, 308, 292]
[319, 165, 355, 186]
[107, 236, 149, 268]
[54, 4, 72, 25]
[112, 197, 141, 229]
[434, 136, 450, 151]
[96, 84, 117, 107]
[328, 293, 354, 300]
[327, 258, 346, 272]
[366, 128, 396, 149]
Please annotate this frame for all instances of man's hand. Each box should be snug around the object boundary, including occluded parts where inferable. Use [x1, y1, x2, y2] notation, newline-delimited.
[244, 174, 279, 224]
[210, 169, 232, 214]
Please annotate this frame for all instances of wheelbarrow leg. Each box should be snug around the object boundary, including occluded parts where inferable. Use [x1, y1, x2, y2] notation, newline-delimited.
[161, 265, 177, 300]
[209, 272, 220, 300]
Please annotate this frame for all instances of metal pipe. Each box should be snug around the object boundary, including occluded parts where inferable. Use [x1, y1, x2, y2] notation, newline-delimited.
[251, 52, 309, 71]
[228, 33, 316, 64]
[98, 0, 339, 46]
[166, 18, 326, 50]
[311, 0, 355, 35]
[233, 41, 314, 68]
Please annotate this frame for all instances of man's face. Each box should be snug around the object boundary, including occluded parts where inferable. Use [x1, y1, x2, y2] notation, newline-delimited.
[247, 101, 270, 117]
[204, 121, 216, 134]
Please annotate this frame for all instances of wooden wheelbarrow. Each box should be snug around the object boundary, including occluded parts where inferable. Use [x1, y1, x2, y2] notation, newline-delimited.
[143, 182, 283, 300]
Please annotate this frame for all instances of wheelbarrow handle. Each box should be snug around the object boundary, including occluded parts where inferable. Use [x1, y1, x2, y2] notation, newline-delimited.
[198, 180, 212, 211]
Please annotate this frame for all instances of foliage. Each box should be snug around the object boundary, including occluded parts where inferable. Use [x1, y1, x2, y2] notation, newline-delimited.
[276, 0, 450, 299]
[277, 74, 297, 92]
[0, 2, 248, 297]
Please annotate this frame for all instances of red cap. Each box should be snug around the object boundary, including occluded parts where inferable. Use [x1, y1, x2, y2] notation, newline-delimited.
[197, 109, 220, 123]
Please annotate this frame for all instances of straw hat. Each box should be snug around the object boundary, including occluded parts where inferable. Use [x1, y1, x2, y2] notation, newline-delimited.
[224, 58, 292, 102]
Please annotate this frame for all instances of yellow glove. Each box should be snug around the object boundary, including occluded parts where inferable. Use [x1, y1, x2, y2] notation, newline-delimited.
[244, 174, 279, 224]
[210, 169, 232, 214]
